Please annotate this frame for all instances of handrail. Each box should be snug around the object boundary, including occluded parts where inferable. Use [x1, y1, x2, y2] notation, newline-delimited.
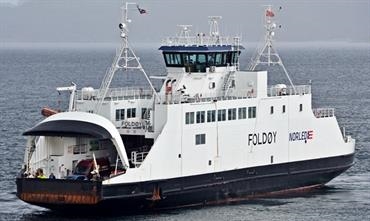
[268, 85, 311, 97]
[131, 151, 149, 168]
[162, 36, 235, 47]
[76, 85, 311, 104]
[312, 108, 335, 118]
[157, 90, 256, 105]
[76, 87, 154, 101]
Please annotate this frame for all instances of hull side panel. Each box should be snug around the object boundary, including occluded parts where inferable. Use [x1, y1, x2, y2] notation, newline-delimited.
[16, 153, 354, 213]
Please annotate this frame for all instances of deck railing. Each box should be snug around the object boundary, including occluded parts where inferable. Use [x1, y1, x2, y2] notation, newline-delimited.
[268, 85, 311, 97]
[156, 90, 257, 105]
[312, 108, 335, 118]
[131, 151, 149, 168]
[76, 85, 311, 105]
[162, 36, 235, 47]
[76, 87, 154, 101]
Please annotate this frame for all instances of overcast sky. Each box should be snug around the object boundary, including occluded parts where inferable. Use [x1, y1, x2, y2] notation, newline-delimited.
[0, 0, 369, 44]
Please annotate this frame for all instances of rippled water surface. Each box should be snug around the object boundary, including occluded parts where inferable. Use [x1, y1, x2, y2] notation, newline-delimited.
[0, 43, 369, 220]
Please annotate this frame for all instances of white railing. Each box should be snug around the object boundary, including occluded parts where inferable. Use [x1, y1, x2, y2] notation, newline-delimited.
[76, 87, 154, 101]
[107, 88, 154, 101]
[312, 108, 335, 118]
[131, 151, 149, 168]
[157, 89, 256, 105]
[162, 36, 235, 47]
[77, 87, 257, 104]
[268, 85, 311, 97]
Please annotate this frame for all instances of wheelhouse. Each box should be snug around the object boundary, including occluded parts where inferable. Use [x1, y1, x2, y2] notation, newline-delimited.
[159, 45, 243, 72]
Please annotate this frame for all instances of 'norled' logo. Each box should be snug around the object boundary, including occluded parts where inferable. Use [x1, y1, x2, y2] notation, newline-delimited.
[289, 130, 313, 143]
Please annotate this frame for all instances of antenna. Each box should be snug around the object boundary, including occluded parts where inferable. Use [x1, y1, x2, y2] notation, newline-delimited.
[177, 25, 192, 45]
[209, 16, 222, 45]
[95, 2, 159, 113]
[208, 16, 222, 37]
[249, 5, 296, 93]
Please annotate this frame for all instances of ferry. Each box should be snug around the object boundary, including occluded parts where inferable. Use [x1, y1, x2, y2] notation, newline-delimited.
[16, 3, 355, 213]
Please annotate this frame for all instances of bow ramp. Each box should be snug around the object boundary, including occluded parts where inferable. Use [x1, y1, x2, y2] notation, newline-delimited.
[23, 111, 130, 170]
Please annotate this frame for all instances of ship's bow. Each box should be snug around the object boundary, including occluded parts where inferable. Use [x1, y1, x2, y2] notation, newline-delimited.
[16, 178, 102, 208]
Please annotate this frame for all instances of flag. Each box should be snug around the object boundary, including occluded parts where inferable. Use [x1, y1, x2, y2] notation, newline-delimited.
[137, 5, 147, 14]
[266, 9, 275, 17]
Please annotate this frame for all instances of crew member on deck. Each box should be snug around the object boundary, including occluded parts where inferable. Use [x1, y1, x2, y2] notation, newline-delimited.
[49, 173, 56, 179]
[36, 168, 47, 179]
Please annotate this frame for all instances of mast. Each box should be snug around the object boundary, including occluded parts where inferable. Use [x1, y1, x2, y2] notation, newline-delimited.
[95, 2, 159, 113]
[249, 5, 296, 93]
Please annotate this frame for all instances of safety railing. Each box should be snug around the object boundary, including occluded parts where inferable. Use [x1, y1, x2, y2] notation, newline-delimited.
[131, 151, 149, 168]
[312, 108, 335, 118]
[268, 85, 311, 97]
[156, 89, 256, 105]
[107, 88, 154, 101]
[162, 36, 235, 47]
[77, 87, 258, 105]
[76, 87, 154, 101]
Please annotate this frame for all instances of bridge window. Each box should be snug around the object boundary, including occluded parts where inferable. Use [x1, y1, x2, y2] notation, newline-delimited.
[215, 53, 223, 66]
[163, 51, 240, 70]
[164, 53, 183, 67]
[230, 51, 240, 65]
[207, 110, 216, 122]
[208, 53, 215, 66]
[299, 104, 303, 112]
[282, 105, 286, 113]
[187, 54, 197, 64]
[184, 53, 207, 72]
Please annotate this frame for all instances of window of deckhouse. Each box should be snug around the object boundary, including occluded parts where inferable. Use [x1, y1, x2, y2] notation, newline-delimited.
[185, 112, 195, 124]
[248, 106, 257, 118]
[127, 108, 136, 118]
[207, 110, 216, 122]
[228, 108, 237, 120]
[238, 107, 247, 119]
[142, 108, 151, 119]
[196, 111, 205, 123]
[218, 109, 226, 121]
[116, 109, 125, 121]
[195, 134, 206, 145]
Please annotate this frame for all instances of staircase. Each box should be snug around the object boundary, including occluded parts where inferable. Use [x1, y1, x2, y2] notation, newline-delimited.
[222, 69, 235, 97]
